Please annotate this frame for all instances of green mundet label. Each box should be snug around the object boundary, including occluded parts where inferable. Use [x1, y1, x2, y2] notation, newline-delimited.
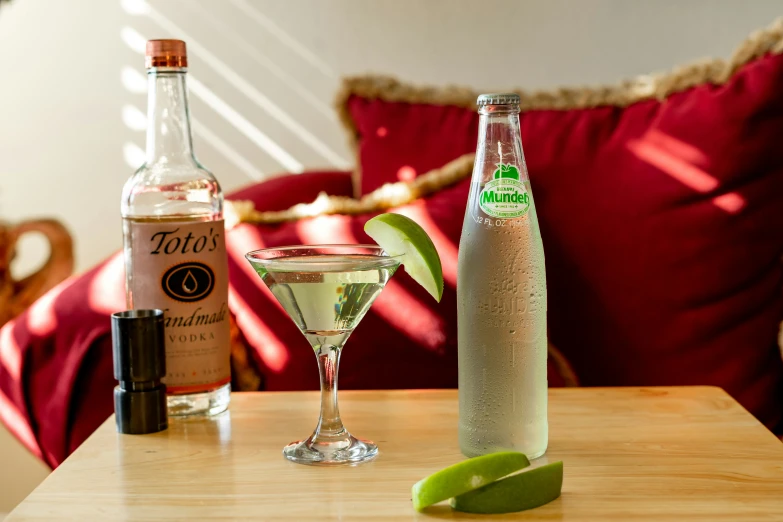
[478, 164, 530, 218]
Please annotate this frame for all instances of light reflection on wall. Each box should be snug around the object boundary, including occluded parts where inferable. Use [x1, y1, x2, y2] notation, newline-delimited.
[119, 0, 351, 181]
[191, 118, 266, 181]
[230, 0, 336, 79]
[119, 26, 301, 175]
[121, 104, 147, 132]
[184, 0, 336, 121]
[123, 142, 145, 170]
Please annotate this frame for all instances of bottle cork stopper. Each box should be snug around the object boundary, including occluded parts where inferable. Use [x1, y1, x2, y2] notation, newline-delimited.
[145, 39, 187, 69]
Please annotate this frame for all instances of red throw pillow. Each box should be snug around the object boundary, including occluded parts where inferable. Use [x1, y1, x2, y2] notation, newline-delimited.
[227, 165, 575, 393]
[229, 171, 354, 211]
[336, 20, 783, 433]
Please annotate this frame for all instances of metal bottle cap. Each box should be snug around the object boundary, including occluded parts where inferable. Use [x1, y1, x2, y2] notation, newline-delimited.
[476, 93, 521, 106]
[111, 309, 168, 435]
[145, 39, 187, 69]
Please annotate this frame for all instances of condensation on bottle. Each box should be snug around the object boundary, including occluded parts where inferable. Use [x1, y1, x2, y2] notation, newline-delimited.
[456, 93, 548, 458]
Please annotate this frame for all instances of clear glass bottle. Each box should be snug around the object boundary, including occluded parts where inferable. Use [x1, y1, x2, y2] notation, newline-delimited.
[457, 93, 548, 458]
[121, 40, 231, 416]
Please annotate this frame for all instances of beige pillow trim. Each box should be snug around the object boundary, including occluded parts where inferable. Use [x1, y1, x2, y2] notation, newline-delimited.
[336, 17, 783, 152]
[226, 153, 475, 227]
[334, 17, 783, 196]
[228, 17, 783, 226]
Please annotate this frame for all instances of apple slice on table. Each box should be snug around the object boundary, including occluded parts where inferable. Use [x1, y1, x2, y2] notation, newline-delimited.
[450, 461, 564, 514]
[411, 452, 530, 511]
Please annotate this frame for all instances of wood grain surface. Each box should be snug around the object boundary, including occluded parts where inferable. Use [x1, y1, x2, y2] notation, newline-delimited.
[8, 387, 783, 521]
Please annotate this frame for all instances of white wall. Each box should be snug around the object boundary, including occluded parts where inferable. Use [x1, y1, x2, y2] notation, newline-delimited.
[0, 0, 781, 514]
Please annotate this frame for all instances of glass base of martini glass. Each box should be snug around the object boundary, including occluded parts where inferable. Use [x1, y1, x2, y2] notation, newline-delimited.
[246, 245, 400, 466]
[283, 331, 378, 464]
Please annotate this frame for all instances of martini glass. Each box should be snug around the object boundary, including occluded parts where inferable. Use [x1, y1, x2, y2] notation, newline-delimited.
[245, 245, 400, 465]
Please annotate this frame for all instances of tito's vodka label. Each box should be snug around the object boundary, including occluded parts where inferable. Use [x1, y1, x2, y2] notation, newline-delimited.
[125, 218, 231, 394]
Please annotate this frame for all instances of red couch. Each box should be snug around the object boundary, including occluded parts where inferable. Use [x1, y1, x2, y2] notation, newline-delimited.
[3, 161, 782, 468]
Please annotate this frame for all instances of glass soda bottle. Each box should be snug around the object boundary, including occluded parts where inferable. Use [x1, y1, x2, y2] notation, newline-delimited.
[457, 93, 548, 458]
[121, 40, 231, 417]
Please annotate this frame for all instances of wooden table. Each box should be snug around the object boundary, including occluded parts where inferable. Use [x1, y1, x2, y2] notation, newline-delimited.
[7, 387, 783, 520]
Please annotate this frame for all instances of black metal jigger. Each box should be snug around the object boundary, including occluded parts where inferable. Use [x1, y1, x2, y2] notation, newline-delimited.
[111, 309, 168, 435]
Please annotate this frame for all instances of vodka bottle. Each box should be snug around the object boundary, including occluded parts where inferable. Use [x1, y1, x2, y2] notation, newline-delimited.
[121, 40, 231, 416]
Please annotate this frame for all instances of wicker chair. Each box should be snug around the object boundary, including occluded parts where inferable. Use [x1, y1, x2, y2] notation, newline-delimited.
[0, 219, 73, 328]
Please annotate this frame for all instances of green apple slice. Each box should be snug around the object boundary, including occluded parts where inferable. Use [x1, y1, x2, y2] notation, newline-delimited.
[364, 213, 444, 302]
[411, 452, 530, 511]
[450, 461, 563, 514]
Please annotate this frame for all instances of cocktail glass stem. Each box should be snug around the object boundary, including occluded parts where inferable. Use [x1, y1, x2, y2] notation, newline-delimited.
[281, 334, 378, 465]
[313, 344, 346, 441]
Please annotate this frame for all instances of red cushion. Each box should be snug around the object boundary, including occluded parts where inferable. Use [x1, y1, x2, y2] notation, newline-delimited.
[227, 177, 573, 392]
[349, 98, 477, 196]
[343, 54, 783, 433]
[230, 171, 354, 210]
[228, 185, 462, 392]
